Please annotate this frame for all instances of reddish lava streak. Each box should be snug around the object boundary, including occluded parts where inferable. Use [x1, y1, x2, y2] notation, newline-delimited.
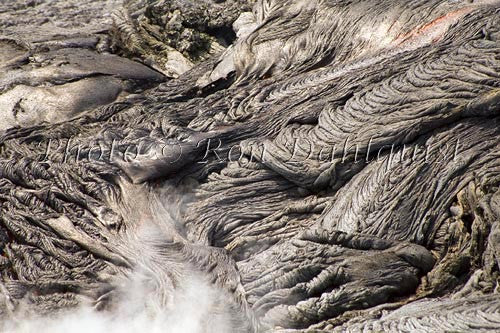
[394, 7, 474, 46]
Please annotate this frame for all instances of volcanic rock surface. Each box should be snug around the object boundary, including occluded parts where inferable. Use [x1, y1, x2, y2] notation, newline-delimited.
[1, 0, 500, 332]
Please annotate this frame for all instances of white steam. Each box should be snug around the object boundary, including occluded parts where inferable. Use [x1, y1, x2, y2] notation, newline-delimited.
[1, 183, 239, 333]
[2, 273, 234, 333]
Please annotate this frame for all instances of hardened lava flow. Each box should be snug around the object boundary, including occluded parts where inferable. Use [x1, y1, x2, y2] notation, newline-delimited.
[1, 0, 500, 332]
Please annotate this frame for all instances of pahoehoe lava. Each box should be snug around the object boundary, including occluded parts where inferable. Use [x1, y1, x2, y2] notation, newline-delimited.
[1, 0, 500, 332]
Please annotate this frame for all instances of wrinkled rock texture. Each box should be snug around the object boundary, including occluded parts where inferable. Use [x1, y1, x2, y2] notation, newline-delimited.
[1, 0, 500, 332]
